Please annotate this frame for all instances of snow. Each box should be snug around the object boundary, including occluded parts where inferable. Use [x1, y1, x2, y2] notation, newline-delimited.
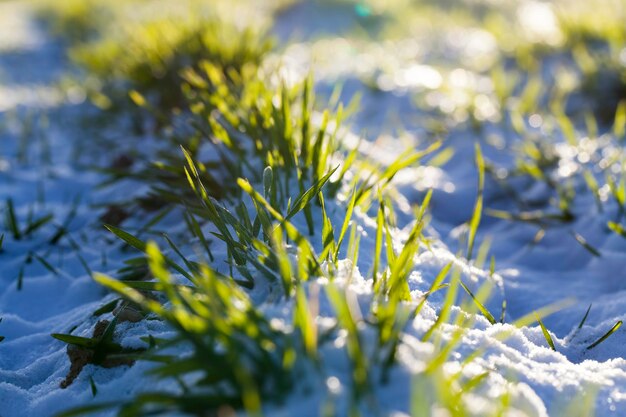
[1, 1, 626, 416]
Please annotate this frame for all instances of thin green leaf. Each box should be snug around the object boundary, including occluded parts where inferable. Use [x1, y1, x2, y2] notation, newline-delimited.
[535, 313, 556, 351]
[586, 321, 622, 350]
[578, 304, 592, 329]
[572, 232, 601, 257]
[467, 143, 485, 260]
[285, 166, 339, 221]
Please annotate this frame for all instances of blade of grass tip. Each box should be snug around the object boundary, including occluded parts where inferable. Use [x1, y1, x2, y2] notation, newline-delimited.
[104, 224, 147, 252]
[51, 333, 99, 349]
[32, 253, 59, 276]
[301, 75, 313, 165]
[105, 225, 194, 282]
[6, 199, 21, 240]
[93, 273, 155, 313]
[535, 313, 556, 351]
[462, 371, 489, 393]
[100, 316, 119, 344]
[380, 142, 443, 185]
[416, 189, 433, 222]
[23, 213, 54, 237]
[238, 178, 284, 221]
[608, 221, 626, 238]
[89, 376, 98, 397]
[129, 90, 147, 108]
[586, 320, 623, 350]
[571, 231, 601, 257]
[93, 299, 119, 317]
[459, 280, 497, 325]
[578, 304, 592, 329]
[467, 143, 484, 260]
[16, 264, 24, 290]
[499, 300, 507, 324]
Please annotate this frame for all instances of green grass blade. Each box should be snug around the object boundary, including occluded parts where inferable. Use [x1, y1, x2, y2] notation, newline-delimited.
[578, 304, 592, 329]
[586, 320, 623, 350]
[52, 333, 99, 349]
[372, 198, 384, 283]
[5, 199, 21, 240]
[105, 225, 194, 282]
[613, 100, 626, 140]
[89, 376, 98, 397]
[32, 253, 59, 276]
[535, 313, 556, 351]
[415, 263, 452, 317]
[333, 187, 357, 262]
[608, 221, 626, 238]
[23, 213, 54, 237]
[467, 143, 484, 260]
[104, 224, 147, 252]
[572, 232, 601, 257]
[459, 280, 496, 325]
[285, 165, 339, 222]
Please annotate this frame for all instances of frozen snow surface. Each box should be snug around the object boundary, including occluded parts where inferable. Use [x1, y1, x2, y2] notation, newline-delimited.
[1, 1, 626, 416]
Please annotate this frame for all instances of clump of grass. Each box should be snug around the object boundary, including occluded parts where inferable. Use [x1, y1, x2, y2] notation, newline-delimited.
[90, 242, 296, 415]
[72, 16, 272, 114]
[181, 69, 351, 207]
[52, 317, 141, 388]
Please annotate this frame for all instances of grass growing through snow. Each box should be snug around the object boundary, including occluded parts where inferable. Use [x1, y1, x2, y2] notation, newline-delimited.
[30, 0, 626, 416]
[45, 9, 513, 415]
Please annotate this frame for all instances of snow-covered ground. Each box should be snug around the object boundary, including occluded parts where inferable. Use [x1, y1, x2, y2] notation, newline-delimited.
[2, 1, 626, 416]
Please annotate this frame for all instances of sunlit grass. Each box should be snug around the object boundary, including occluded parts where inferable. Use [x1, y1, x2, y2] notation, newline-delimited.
[28, 0, 626, 415]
